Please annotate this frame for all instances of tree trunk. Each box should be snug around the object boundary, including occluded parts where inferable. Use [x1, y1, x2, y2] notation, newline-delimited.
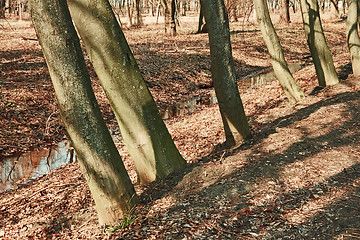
[202, 0, 251, 147]
[346, 0, 360, 76]
[0, 0, 5, 19]
[280, 0, 291, 23]
[29, 0, 138, 225]
[161, 0, 176, 35]
[135, 0, 143, 26]
[170, 0, 177, 35]
[67, 0, 186, 184]
[127, 0, 133, 26]
[197, 0, 207, 33]
[300, 0, 339, 86]
[254, 0, 304, 103]
[161, 0, 170, 33]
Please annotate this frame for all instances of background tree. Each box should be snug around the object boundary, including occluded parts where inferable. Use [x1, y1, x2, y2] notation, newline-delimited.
[254, 0, 304, 103]
[161, 0, 177, 35]
[67, 0, 186, 184]
[300, 0, 339, 86]
[29, 0, 138, 225]
[346, 0, 360, 76]
[197, 0, 207, 33]
[202, 0, 251, 146]
[280, 0, 291, 23]
[0, 0, 5, 18]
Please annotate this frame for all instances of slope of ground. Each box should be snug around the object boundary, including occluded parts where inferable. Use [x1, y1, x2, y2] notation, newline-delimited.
[0, 14, 359, 239]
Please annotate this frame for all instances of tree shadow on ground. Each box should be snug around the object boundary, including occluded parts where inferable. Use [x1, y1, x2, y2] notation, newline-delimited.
[136, 88, 360, 239]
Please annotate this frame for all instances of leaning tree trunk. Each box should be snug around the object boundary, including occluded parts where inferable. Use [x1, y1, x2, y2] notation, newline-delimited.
[254, 0, 304, 103]
[300, 0, 339, 86]
[346, 0, 360, 76]
[67, 0, 186, 184]
[29, 0, 138, 225]
[202, 0, 251, 146]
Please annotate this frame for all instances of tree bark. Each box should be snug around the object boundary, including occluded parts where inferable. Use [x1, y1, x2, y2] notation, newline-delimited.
[300, 0, 339, 86]
[0, 0, 5, 18]
[29, 0, 138, 225]
[254, 0, 304, 103]
[67, 0, 186, 184]
[202, 0, 251, 146]
[280, 0, 291, 23]
[197, 0, 207, 33]
[171, 0, 177, 35]
[346, 0, 360, 76]
[135, 0, 143, 26]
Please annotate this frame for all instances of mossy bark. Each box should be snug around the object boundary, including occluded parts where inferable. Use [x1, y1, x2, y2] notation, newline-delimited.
[254, 0, 304, 103]
[29, 0, 138, 225]
[346, 0, 360, 76]
[67, 0, 186, 184]
[300, 0, 339, 86]
[202, 0, 251, 146]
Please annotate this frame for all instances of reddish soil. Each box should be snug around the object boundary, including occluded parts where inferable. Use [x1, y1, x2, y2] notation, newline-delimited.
[0, 12, 360, 239]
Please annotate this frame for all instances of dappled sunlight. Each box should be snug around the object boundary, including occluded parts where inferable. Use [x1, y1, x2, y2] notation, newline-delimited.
[261, 128, 304, 154]
[282, 176, 360, 225]
[282, 187, 347, 225]
[298, 103, 348, 139]
[280, 147, 359, 191]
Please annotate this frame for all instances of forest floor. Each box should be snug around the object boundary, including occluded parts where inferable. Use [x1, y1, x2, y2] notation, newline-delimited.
[1, 12, 360, 239]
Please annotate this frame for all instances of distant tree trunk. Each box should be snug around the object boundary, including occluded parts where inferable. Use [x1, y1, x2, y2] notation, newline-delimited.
[346, 0, 360, 76]
[161, 0, 176, 34]
[330, 0, 340, 17]
[0, 0, 5, 18]
[197, 1, 207, 33]
[67, 0, 186, 184]
[280, 0, 291, 23]
[171, 0, 177, 35]
[135, 0, 143, 26]
[156, 0, 161, 23]
[300, 0, 339, 86]
[254, 0, 304, 103]
[202, 0, 251, 146]
[127, 0, 134, 26]
[29, 0, 138, 225]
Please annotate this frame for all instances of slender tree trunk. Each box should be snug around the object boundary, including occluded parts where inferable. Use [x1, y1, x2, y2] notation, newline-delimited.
[156, 0, 161, 23]
[0, 0, 5, 18]
[300, 0, 339, 86]
[197, 1, 207, 33]
[254, 0, 304, 103]
[29, 0, 138, 225]
[170, 0, 177, 35]
[161, 0, 176, 34]
[18, 0, 22, 20]
[135, 0, 143, 26]
[127, 0, 133, 26]
[346, 0, 360, 75]
[202, 0, 251, 146]
[161, 0, 170, 33]
[67, 0, 186, 184]
[280, 0, 291, 23]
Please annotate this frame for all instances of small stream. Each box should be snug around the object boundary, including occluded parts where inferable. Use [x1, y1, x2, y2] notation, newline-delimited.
[0, 141, 76, 192]
[0, 63, 303, 192]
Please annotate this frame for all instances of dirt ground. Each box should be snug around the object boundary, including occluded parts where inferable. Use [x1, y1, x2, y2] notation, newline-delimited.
[1, 11, 360, 239]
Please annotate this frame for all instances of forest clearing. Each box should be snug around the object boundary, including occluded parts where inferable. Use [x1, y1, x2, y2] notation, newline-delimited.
[1, 6, 360, 239]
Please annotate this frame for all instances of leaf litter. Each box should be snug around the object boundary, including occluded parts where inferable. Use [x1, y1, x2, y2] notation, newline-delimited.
[0, 14, 360, 239]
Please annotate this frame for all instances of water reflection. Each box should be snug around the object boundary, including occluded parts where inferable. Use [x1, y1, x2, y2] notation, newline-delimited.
[0, 141, 76, 192]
